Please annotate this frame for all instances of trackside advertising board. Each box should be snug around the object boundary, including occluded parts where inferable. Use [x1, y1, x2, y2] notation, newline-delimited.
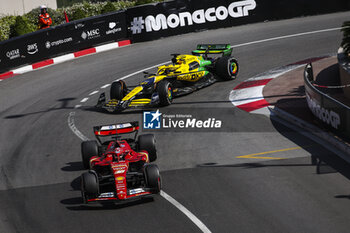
[126, 0, 260, 42]
[126, 0, 350, 42]
[0, 11, 127, 73]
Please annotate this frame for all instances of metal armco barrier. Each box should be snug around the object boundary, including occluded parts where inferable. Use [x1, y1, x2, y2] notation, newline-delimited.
[304, 63, 350, 139]
[0, 11, 127, 73]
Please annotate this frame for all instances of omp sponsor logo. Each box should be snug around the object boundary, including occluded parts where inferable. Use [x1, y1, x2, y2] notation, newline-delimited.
[81, 29, 100, 40]
[6, 49, 20, 60]
[45, 37, 73, 49]
[106, 22, 122, 35]
[306, 93, 341, 129]
[163, 118, 222, 128]
[27, 43, 38, 55]
[130, 0, 256, 34]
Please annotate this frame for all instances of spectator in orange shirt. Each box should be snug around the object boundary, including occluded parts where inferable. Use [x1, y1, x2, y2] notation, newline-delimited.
[38, 5, 52, 30]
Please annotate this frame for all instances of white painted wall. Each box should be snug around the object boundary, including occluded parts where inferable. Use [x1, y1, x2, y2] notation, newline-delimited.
[0, 0, 57, 16]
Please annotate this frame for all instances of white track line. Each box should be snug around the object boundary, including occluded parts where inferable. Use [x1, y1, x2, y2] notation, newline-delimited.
[67, 112, 89, 141]
[160, 191, 212, 233]
[101, 84, 111, 89]
[89, 91, 99, 96]
[80, 98, 89, 103]
[231, 27, 345, 48]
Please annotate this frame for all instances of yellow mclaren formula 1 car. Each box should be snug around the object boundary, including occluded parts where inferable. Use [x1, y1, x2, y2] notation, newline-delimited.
[97, 44, 239, 112]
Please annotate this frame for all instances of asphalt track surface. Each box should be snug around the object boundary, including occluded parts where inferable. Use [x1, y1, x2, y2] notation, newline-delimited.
[1, 11, 350, 233]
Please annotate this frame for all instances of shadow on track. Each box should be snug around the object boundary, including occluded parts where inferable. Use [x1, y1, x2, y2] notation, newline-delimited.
[61, 196, 155, 211]
[81, 106, 145, 115]
[269, 117, 350, 179]
[61, 162, 85, 172]
[4, 98, 76, 119]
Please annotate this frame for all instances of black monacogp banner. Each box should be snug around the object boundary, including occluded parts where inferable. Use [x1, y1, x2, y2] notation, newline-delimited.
[126, 0, 260, 42]
[0, 11, 127, 73]
[126, 0, 350, 42]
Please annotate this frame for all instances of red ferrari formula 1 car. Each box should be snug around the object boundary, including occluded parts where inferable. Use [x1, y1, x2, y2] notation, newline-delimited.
[80, 121, 161, 204]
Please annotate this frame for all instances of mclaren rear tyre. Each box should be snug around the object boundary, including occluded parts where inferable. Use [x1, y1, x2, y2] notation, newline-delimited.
[81, 140, 99, 169]
[144, 164, 161, 194]
[157, 80, 173, 106]
[110, 80, 126, 100]
[81, 171, 99, 203]
[215, 56, 239, 80]
[138, 134, 157, 162]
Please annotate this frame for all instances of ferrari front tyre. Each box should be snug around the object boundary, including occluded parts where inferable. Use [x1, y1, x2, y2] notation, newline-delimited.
[157, 80, 173, 106]
[215, 56, 239, 80]
[144, 164, 161, 194]
[138, 134, 157, 162]
[81, 171, 99, 202]
[110, 80, 126, 100]
[81, 140, 99, 169]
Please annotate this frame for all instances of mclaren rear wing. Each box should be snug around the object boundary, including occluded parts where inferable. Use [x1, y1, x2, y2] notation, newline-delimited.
[93, 122, 139, 142]
[192, 44, 233, 57]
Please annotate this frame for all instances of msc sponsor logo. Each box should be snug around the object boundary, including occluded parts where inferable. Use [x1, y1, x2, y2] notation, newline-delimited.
[81, 29, 100, 40]
[306, 93, 341, 129]
[130, 0, 256, 34]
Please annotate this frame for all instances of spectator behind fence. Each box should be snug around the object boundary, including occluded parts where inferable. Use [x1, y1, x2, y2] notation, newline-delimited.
[38, 5, 52, 30]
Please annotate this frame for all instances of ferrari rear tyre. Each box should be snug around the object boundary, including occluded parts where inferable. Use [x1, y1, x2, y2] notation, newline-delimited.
[138, 134, 157, 162]
[157, 80, 173, 106]
[215, 56, 239, 80]
[81, 171, 99, 195]
[81, 140, 98, 169]
[144, 164, 161, 194]
[110, 80, 126, 100]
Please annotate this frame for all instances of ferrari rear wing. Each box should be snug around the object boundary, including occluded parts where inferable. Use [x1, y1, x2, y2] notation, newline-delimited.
[93, 122, 139, 137]
[192, 44, 233, 56]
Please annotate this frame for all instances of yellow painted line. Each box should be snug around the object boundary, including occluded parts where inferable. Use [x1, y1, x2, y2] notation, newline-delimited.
[236, 146, 303, 160]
